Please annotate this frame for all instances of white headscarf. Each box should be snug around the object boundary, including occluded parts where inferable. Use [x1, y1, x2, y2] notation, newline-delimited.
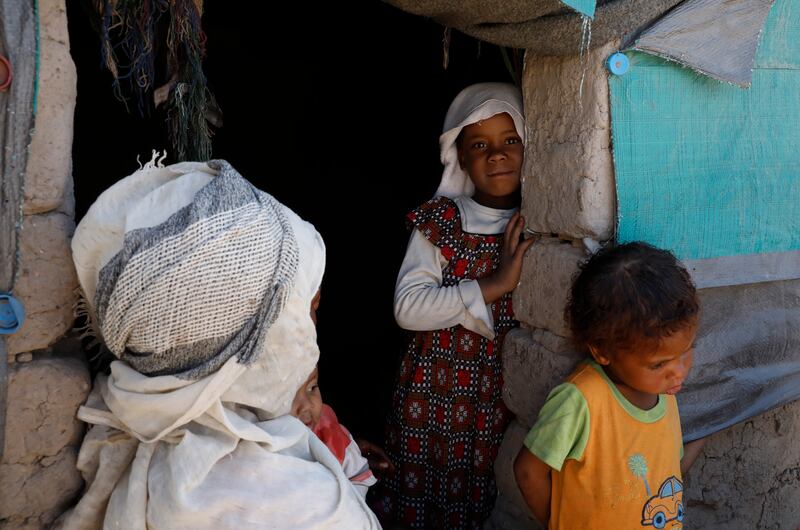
[435, 82, 525, 199]
[60, 159, 379, 530]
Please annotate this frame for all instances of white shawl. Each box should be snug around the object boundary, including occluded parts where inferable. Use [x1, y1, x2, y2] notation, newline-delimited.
[60, 160, 380, 529]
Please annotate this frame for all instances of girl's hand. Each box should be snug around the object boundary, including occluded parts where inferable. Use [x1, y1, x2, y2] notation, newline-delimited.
[478, 212, 536, 304]
[356, 438, 395, 478]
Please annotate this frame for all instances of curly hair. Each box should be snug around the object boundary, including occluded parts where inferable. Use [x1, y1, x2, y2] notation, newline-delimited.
[565, 242, 699, 356]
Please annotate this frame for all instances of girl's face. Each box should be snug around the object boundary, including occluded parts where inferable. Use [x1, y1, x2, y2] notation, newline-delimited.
[291, 366, 323, 429]
[591, 321, 698, 407]
[458, 112, 523, 209]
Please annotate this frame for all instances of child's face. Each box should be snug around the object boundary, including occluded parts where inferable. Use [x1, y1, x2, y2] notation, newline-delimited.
[291, 366, 323, 429]
[593, 321, 698, 398]
[458, 112, 523, 209]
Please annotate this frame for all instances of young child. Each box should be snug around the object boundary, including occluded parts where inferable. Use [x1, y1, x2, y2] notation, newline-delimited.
[375, 82, 535, 530]
[291, 365, 383, 498]
[292, 290, 393, 499]
[515, 242, 705, 529]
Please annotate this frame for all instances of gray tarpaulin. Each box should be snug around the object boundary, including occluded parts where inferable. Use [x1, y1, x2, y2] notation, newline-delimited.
[680, 279, 800, 441]
[633, 0, 776, 87]
[383, 0, 682, 55]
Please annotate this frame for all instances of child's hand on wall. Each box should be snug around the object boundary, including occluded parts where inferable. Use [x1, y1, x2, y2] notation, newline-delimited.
[478, 212, 536, 304]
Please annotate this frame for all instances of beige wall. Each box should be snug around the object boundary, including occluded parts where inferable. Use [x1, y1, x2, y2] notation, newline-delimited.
[1, 1, 89, 528]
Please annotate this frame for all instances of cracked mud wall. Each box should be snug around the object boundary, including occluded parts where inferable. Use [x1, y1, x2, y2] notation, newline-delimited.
[684, 400, 800, 529]
[0, 350, 89, 529]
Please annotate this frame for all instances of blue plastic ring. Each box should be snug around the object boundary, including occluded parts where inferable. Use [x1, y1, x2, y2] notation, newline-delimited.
[0, 293, 25, 334]
[607, 52, 630, 75]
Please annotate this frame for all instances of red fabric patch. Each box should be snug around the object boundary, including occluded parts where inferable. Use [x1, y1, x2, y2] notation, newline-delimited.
[439, 331, 451, 350]
[413, 366, 425, 385]
[463, 234, 481, 250]
[476, 411, 487, 431]
[431, 475, 442, 499]
[472, 485, 483, 502]
[442, 206, 456, 220]
[453, 258, 468, 277]
[312, 405, 351, 465]
[457, 369, 471, 387]
[403, 506, 417, 524]
[454, 441, 466, 460]
[435, 404, 446, 424]
[408, 436, 421, 454]
[441, 246, 455, 261]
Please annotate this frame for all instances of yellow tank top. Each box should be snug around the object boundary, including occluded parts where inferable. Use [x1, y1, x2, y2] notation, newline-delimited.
[547, 362, 684, 529]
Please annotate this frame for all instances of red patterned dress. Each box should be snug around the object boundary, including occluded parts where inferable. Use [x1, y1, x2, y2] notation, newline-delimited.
[374, 196, 517, 529]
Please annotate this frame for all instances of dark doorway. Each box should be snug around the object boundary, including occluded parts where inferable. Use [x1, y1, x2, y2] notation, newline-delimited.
[67, 1, 514, 442]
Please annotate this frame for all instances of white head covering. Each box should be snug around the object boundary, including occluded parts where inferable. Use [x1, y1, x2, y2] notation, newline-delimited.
[435, 82, 525, 199]
[61, 159, 379, 529]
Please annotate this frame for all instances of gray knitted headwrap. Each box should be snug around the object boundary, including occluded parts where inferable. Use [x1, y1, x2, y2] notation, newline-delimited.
[88, 160, 299, 379]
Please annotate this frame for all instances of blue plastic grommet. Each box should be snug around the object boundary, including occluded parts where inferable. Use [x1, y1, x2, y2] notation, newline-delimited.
[607, 52, 630, 75]
[0, 293, 24, 334]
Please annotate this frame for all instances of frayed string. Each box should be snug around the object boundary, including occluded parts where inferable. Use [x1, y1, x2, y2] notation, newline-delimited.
[136, 149, 168, 170]
[73, 288, 113, 369]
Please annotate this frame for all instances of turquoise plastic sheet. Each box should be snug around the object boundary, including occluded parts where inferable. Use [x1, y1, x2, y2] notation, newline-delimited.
[609, 0, 799, 261]
[561, 0, 595, 17]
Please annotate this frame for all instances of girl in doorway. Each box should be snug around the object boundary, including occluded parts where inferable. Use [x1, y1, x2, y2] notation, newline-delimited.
[374, 82, 534, 529]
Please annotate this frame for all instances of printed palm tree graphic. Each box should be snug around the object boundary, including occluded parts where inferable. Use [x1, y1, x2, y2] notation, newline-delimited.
[628, 453, 651, 496]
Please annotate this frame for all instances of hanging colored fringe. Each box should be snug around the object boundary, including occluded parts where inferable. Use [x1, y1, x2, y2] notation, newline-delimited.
[90, 0, 216, 161]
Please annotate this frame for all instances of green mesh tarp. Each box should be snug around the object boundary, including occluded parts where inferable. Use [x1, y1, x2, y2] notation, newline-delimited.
[609, 0, 800, 440]
[561, 0, 595, 17]
[609, 0, 799, 287]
